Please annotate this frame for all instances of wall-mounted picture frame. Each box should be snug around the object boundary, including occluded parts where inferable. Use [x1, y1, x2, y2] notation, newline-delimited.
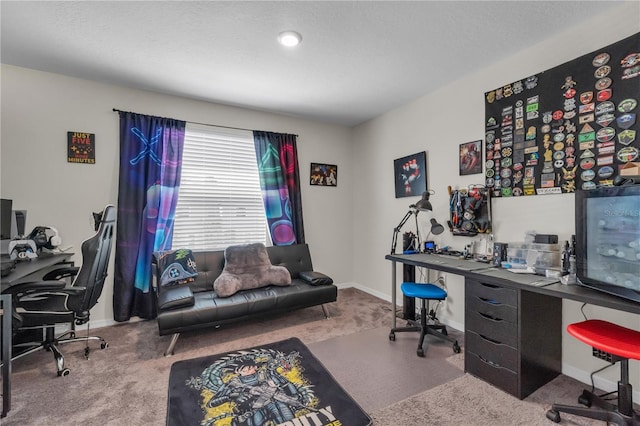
[310, 162, 337, 186]
[67, 131, 96, 164]
[394, 151, 427, 198]
[459, 140, 482, 176]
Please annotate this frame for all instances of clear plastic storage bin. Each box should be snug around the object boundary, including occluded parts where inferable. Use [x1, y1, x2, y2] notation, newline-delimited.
[507, 242, 560, 268]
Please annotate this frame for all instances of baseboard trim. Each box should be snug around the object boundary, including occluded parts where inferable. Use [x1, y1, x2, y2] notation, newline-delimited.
[562, 362, 640, 405]
[56, 317, 138, 334]
[337, 281, 388, 300]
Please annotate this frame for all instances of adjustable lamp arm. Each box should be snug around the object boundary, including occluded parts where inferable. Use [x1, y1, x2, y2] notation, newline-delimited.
[390, 209, 415, 254]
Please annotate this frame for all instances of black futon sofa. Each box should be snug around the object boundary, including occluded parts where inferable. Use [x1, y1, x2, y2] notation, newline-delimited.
[152, 243, 337, 356]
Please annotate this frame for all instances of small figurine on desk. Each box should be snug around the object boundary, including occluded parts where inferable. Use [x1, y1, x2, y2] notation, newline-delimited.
[561, 240, 570, 274]
[560, 255, 577, 285]
[462, 242, 475, 259]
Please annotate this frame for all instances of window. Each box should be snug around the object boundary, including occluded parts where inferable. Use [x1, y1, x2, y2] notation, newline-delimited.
[171, 123, 268, 250]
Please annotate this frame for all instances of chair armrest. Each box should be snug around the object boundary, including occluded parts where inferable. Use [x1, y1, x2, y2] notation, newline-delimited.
[299, 271, 334, 286]
[42, 266, 79, 281]
[2, 280, 68, 296]
[2, 281, 87, 303]
[157, 285, 195, 311]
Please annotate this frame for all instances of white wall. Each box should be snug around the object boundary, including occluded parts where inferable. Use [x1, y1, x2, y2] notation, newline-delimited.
[0, 64, 354, 326]
[351, 2, 640, 395]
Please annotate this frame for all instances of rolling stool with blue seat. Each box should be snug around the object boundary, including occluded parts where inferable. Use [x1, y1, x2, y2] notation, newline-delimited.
[389, 281, 461, 357]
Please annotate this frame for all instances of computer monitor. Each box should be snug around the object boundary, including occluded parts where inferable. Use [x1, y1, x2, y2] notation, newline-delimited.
[1, 198, 12, 239]
[575, 185, 640, 304]
[0, 200, 29, 255]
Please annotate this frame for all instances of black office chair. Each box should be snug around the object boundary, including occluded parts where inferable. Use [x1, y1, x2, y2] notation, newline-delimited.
[2, 205, 115, 376]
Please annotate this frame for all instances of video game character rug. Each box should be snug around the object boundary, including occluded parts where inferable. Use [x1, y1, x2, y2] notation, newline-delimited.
[167, 338, 371, 426]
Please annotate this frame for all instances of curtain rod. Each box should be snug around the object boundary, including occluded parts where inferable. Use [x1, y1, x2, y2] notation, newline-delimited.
[111, 108, 298, 136]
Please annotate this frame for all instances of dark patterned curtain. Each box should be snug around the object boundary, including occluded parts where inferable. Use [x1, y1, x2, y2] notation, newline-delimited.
[114, 111, 186, 321]
[253, 131, 305, 245]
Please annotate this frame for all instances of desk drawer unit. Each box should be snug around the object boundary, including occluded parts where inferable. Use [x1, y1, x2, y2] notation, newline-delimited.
[466, 295, 518, 348]
[465, 279, 562, 399]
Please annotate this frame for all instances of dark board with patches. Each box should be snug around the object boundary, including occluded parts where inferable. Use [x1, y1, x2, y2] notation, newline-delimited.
[484, 32, 640, 198]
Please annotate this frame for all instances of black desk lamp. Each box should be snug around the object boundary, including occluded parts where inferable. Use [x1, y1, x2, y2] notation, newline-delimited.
[391, 191, 438, 254]
[428, 218, 445, 237]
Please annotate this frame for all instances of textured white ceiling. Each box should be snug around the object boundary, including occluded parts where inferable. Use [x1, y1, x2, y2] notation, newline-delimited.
[0, 1, 625, 126]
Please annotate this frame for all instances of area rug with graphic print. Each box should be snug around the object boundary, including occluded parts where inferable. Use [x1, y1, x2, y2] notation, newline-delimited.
[167, 337, 371, 426]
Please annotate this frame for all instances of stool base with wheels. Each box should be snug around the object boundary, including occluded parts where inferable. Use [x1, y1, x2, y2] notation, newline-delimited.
[546, 320, 640, 425]
[389, 282, 461, 357]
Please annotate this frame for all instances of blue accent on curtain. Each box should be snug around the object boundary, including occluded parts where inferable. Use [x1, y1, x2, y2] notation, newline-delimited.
[253, 131, 305, 245]
[114, 112, 185, 321]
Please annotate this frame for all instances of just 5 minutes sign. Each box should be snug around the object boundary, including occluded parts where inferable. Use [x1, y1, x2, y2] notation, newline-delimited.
[67, 131, 95, 164]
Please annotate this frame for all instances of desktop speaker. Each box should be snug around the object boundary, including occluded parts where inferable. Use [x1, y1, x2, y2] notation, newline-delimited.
[14, 210, 27, 236]
[493, 242, 508, 267]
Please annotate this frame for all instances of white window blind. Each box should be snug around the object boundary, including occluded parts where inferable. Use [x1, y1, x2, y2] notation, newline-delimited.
[171, 123, 268, 250]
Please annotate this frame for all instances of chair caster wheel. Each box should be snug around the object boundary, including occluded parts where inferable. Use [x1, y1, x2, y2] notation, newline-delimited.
[545, 409, 560, 423]
[453, 342, 461, 353]
[417, 348, 425, 357]
[58, 368, 70, 377]
[100, 342, 108, 350]
[389, 332, 395, 341]
[578, 391, 592, 407]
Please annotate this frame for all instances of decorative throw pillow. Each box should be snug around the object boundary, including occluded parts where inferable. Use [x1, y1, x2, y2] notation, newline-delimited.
[214, 243, 291, 297]
[157, 249, 198, 287]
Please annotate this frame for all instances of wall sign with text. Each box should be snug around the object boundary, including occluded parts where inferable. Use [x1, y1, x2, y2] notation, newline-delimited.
[67, 131, 95, 164]
[484, 32, 639, 197]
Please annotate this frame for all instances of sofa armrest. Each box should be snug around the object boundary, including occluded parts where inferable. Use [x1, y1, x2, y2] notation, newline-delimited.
[157, 285, 195, 311]
[299, 271, 333, 286]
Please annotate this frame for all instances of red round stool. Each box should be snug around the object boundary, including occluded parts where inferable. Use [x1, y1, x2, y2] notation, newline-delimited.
[546, 319, 640, 425]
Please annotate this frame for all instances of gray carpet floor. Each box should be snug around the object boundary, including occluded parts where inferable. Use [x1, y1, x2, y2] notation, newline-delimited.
[1, 287, 630, 425]
[309, 326, 465, 412]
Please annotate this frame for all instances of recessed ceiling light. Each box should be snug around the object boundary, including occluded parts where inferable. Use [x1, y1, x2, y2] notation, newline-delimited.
[278, 31, 302, 47]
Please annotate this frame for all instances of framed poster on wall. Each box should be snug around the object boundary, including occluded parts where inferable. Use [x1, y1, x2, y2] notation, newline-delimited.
[310, 163, 337, 186]
[459, 140, 483, 175]
[67, 131, 95, 164]
[394, 151, 427, 198]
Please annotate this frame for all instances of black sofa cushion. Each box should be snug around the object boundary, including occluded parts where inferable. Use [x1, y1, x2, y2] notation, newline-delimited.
[299, 270, 334, 286]
[158, 285, 195, 311]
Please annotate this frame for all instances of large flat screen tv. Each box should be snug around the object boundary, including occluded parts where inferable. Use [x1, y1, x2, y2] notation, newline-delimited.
[575, 185, 640, 304]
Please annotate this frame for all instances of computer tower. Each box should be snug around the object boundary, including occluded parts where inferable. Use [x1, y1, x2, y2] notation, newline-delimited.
[402, 233, 416, 320]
